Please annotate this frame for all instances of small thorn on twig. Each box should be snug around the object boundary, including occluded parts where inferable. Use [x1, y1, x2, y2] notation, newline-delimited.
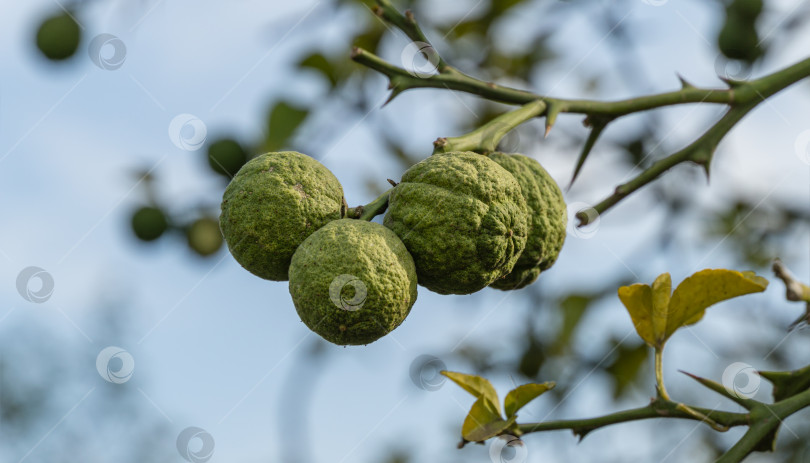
[350, 47, 361, 59]
[405, 10, 416, 23]
[372, 6, 384, 17]
[387, 178, 398, 187]
[487, 82, 497, 88]
[718, 75, 746, 88]
[544, 124, 552, 138]
[383, 87, 403, 107]
[582, 116, 592, 128]
[677, 73, 695, 89]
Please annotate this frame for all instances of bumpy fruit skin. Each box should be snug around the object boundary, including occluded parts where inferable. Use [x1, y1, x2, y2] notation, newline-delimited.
[384, 151, 529, 295]
[289, 219, 417, 345]
[487, 153, 567, 290]
[220, 151, 344, 281]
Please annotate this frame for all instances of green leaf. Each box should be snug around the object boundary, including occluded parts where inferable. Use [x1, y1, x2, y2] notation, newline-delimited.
[264, 101, 309, 152]
[441, 371, 501, 414]
[503, 382, 555, 418]
[604, 340, 649, 399]
[618, 269, 768, 348]
[298, 53, 341, 88]
[462, 397, 516, 442]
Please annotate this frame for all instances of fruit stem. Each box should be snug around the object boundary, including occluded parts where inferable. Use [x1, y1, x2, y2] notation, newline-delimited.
[348, 189, 391, 221]
[433, 100, 547, 154]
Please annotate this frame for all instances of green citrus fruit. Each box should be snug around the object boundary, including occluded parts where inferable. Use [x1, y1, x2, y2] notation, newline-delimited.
[383, 151, 529, 295]
[486, 153, 567, 290]
[220, 151, 344, 280]
[289, 219, 417, 345]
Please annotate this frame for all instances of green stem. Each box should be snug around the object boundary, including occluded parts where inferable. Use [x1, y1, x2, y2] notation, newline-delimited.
[353, 46, 810, 117]
[347, 190, 391, 221]
[517, 398, 749, 437]
[356, 1, 810, 222]
[654, 347, 729, 432]
[433, 100, 547, 154]
[717, 387, 810, 462]
[576, 101, 759, 226]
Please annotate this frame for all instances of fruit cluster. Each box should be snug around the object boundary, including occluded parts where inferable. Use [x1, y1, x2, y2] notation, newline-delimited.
[220, 150, 567, 345]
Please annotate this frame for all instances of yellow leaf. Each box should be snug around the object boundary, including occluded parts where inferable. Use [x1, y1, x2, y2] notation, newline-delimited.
[651, 273, 672, 343]
[503, 382, 555, 418]
[617, 283, 655, 347]
[441, 371, 502, 414]
[618, 269, 768, 348]
[666, 269, 769, 339]
[462, 397, 516, 442]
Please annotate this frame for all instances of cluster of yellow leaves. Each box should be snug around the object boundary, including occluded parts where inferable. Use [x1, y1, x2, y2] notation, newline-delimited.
[440, 371, 554, 442]
[618, 269, 768, 349]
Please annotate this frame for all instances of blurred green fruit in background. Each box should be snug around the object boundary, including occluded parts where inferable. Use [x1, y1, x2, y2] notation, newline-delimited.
[131, 206, 168, 242]
[36, 12, 81, 61]
[207, 138, 248, 179]
[186, 217, 224, 257]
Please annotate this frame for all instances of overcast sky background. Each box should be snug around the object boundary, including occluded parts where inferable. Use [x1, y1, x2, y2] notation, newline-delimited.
[1, 0, 809, 462]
